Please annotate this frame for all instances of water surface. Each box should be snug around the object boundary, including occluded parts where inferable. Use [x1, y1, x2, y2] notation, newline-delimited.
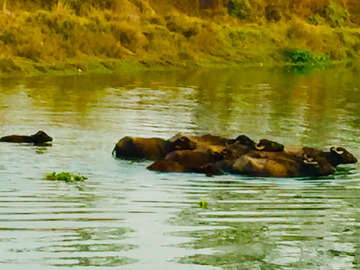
[1, 65, 360, 269]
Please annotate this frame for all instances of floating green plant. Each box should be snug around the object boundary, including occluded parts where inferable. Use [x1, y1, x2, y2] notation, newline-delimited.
[199, 200, 208, 209]
[45, 172, 87, 183]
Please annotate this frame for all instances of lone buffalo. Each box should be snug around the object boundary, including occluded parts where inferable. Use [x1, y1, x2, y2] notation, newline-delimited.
[0, 131, 53, 144]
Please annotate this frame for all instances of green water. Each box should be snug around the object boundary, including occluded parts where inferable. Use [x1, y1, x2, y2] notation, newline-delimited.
[0, 64, 360, 269]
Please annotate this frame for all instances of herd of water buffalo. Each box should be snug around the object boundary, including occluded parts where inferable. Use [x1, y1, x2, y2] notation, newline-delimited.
[0, 130, 358, 178]
[112, 133, 358, 178]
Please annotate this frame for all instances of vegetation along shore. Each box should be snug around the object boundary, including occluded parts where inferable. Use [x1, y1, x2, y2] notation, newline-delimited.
[0, 0, 359, 77]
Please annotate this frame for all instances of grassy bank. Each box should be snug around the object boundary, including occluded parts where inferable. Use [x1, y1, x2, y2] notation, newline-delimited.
[0, 0, 360, 77]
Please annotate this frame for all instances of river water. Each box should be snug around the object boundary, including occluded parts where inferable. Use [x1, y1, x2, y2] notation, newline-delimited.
[0, 64, 360, 269]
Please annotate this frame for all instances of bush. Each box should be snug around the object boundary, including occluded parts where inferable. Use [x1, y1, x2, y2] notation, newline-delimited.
[326, 1, 350, 28]
[227, 0, 251, 19]
[308, 14, 326, 26]
[284, 48, 331, 66]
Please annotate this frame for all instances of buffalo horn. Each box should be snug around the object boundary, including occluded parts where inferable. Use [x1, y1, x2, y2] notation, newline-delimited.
[303, 154, 318, 165]
[331, 147, 344, 155]
[255, 143, 265, 150]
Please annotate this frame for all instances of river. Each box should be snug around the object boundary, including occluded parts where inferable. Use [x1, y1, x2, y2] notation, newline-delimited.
[0, 64, 360, 269]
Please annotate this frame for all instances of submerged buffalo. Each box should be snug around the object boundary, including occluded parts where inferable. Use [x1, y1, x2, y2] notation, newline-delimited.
[254, 139, 284, 152]
[112, 135, 197, 160]
[147, 148, 224, 173]
[203, 145, 357, 177]
[230, 154, 335, 178]
[0, 130, 53, 144]
[231, 135, 284, 152]
[286, 146, 358, 167]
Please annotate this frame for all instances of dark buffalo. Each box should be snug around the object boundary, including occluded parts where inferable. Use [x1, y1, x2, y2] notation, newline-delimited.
[147, 149, 223, 173]
[231, 135, 284, 152]
[254, 139, 284, 152]
[112, 136, 197, 160]
[286, 146, 358, 167]
[0, 131, 53, 144]
[230, 154, 335, 178]
[232, 134, 256, 147]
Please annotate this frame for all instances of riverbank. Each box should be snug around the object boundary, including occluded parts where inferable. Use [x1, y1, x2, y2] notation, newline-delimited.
[0, 0, 359, 77]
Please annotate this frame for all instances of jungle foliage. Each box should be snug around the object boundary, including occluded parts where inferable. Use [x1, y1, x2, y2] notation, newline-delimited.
[0, 0, 359, 76]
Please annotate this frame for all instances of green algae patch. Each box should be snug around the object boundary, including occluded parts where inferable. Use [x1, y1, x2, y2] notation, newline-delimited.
[45, 172, 87, 183]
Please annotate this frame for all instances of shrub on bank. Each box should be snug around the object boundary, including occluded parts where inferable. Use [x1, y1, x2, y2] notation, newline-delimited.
[284, 48, 331, 66]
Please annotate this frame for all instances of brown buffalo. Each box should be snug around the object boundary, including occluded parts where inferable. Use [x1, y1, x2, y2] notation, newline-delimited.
[198, 138, 285, 176]
[112, 136, 196, 160]
[147, 148, 223, 173]
[198, 143, 254, 176]
[169, 133, 230, 146]
[169, 133, 232, 155]
[0, 131, 53, 144]
[230, 154, 335, 178]
[147, 160, 188, 172]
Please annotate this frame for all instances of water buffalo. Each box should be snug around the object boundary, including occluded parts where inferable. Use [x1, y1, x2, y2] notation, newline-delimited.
[254, 139, 284, 152]
[169, 133, 231, 146]
[146, 159, 188, 172]
[112, 135, 197, 160]
[0, 130, 53, 144]
[232, 135, 284, 152]
[169, 133, 232, 155]
[232, 134, 256, 147]
[197, 143, 254, 176]
[230, 154, 335, 178]
[147, 148, 223, 173]
[286, 146, 358, 167]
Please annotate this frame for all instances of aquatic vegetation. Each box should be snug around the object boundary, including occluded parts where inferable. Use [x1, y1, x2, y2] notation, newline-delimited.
[45, 172, 87, 182]
[199, 200, 208, 209]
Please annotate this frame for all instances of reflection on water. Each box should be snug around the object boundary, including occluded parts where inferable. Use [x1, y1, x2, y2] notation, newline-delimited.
[0, 65, 360, 269]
